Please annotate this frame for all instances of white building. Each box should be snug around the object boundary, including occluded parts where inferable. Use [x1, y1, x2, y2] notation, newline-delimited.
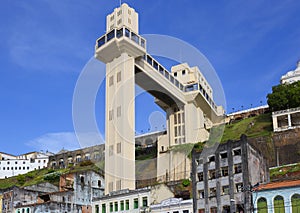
[272, 107, 300, 132]
[150, 198, 193, 213]
[0, 151, 52, 179]
[280, 60, 300, 84]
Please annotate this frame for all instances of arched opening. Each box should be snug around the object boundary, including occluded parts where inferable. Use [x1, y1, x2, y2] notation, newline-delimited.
[222, 205, 230, 213]
[274, 195, 285, 213]
[257, 197, 268, 213]
[292, 194, 300, 213]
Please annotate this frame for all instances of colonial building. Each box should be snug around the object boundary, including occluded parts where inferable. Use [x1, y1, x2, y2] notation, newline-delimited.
[1, 183, 58, 213]
[254, 179, 300, 213]
[192, 135, 269, 213]
[272, 107, 300, 132]
[281, 60, 300, 84]
[0, 151, 52, 179]
[48, 145, 105, 169]
[150, 198, 193, 213]
[92, 184, 174, 213]
[16, 170, 104, 213]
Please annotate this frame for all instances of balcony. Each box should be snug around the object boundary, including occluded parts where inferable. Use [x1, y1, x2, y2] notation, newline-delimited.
[95, 27, 146, 63]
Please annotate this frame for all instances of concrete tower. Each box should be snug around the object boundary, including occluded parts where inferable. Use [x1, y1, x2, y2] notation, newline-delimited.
[95, 3, 146, 194]
[95, 3, 224, 195]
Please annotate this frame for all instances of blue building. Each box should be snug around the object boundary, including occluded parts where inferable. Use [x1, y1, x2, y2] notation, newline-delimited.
[254, 179, 300, 213]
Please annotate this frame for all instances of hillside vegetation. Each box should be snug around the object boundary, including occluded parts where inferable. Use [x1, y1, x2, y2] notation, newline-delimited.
[221, 113, 273, 142]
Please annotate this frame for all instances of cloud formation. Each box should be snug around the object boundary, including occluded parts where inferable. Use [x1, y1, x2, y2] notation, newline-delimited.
[26, 132, 81, 154]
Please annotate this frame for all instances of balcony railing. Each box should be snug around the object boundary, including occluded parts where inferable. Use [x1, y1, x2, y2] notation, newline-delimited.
[96, 27, 146, 50]
[142, 54, 218, 111]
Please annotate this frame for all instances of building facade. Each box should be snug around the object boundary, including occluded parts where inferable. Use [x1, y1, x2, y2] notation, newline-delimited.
[92, 184, 175, 213]
[192, 135, 269, 213]
[281, 60, 300, 84]
[150, 198, 193, 213]
[48, 144, 105, 169]
[13, 170, 104, 213]
[0, 151, 52, 179]
[254, 179, 300, 213]
[272, 107, 300, 132]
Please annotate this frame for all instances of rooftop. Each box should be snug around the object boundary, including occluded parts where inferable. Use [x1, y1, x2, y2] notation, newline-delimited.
[256, 179, 300, 191]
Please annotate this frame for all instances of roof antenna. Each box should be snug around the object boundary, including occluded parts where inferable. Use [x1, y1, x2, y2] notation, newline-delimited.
[120, 0, 122, 6]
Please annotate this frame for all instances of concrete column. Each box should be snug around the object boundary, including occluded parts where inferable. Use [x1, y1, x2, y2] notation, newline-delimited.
[288, 114, 292, 128]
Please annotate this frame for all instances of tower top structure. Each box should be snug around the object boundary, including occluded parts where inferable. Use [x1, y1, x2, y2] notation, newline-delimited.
[106, 3, 139, 34]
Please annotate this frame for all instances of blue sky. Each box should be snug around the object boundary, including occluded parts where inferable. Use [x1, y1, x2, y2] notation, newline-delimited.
[1, 0, 300, 155]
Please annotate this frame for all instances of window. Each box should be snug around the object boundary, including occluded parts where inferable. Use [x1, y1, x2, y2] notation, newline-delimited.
[183, 211, 189, 213]
[208, 170, 216, 179]
[109, 202, 113, 212]
[114, 202, 118, 212]
[234, 163, 242, 174]
[274, 195, 285, 213]
[198, 209, 205, 213]
[98, 180, 102, 187]
[117, 19, 121, 25]
[236, 183, 243, 192]
[116, 179, 121, 190]
[128, 18, 131, 24]
[128, 9, 131, 15]
[134, 198, 138, 209]
[110, 15, 114, 21]
[233, 148, 241, 156]
[182, 70, 186, 75]
[220, 152, 227, 159]
[198, 190, 204, 199]
[221, 167, 229, 176]
[102, 204, 106, 213]
[108, 182, 113, 192]
[292, 194, 300, 213]
[210, 207, 217, 213]
[120, 201, 124, 211]
[15, 161, 18, 164]
[7, 162, 10, 164]
[125, 200, 129, 210]
[117, 10, 122, 16]
[117, 106, 121, 117]
[117, 71, 121, 82]
[109, 145, 114, 156]
[198, 172, 204, 181]
[95, 205, 99, 213]
[222, 185, 229, 195]
[109, 110, 114, 121]
[174, 72, 177, 77]
[142, 197, 148, 207]
[208, 155, 215, 162]
[109, 75, 114, 86]
[209, 188, 216, 197]
[257, 197, 267, 213]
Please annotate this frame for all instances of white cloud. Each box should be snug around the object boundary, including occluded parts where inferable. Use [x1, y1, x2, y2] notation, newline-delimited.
[26, 132, 105, 154]
[26, 132, 81, 154]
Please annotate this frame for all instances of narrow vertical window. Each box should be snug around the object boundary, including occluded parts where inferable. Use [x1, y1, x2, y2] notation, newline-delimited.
[109, 76, 114, 86]
[117, 71, 121, 82]
[117, 106, 121, 117]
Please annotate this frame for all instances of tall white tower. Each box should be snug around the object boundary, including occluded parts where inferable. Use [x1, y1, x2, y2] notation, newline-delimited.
[95, 3, 146, 194]
[95, 3, 224, 195]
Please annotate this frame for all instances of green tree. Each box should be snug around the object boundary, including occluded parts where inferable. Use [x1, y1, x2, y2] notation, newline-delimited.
[267, 81, 300, 111]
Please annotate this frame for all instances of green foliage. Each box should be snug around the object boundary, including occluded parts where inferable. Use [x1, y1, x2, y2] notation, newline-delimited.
[79, 160, 94, 167]
[182, 179, 190, 187]
[270, 163, 300, 180]
[43, 171, 62, 183]
[267, 81, 300, 111]
[16, 174, 26, 185]
[222, 113, 272, 142]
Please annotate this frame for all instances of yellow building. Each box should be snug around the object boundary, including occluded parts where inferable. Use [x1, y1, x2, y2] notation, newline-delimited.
[0, 194, 3, 213]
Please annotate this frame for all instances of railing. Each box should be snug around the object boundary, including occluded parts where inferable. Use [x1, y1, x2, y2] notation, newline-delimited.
[272, 106, 300, 115]
[142, 54, 218, 111]
[96, 27, 146, 50]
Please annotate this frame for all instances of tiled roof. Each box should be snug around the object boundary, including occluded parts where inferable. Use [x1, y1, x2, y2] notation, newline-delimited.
[256, 179, 300, 191]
